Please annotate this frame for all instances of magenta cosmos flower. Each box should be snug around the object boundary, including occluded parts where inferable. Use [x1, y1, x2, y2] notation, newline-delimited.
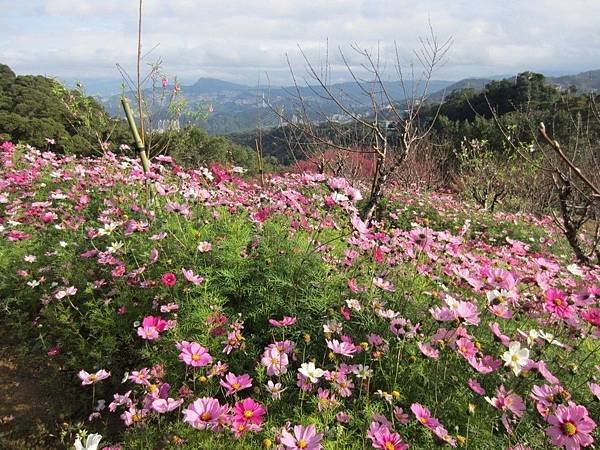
[233, 398, 267, 429]
[545, 403, 596, 449]
[161, 272, 177, 286]
[582, 308, 600, 327]
[177, 341, 213, 367]
[220, 372, 252, 396]
[280, 424, 323, 450]
[367, 421, 408, 450]
[78, 369, 110, 385]
[182, 397, 229, 430]
[410, 403, 440, 429]
[137, 315, 169, 340]
[544, 288, 573, 319]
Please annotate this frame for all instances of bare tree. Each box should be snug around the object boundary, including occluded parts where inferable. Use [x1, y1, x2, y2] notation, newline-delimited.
[492, 96, 600, 266]
[270, 26, 452, 221]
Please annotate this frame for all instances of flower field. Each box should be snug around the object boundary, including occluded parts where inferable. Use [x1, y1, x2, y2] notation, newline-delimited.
[1, 141, 599, 449]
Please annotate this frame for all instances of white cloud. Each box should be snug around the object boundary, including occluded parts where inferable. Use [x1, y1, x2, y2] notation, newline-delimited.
[0, 0, 598, 84]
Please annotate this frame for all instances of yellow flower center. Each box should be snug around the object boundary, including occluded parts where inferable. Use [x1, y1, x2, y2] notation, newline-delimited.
[385, 442, 395, 450]
[511, 354, 520, 362]
[243, 410, 253, 419]
[554, 299, 562, 306]
[192, 354, 200, 361]
[200, 412, 211, 421]
[298, 439, 308, 449]
[563, 421, 577, 436]
[232, 382, 241, 390]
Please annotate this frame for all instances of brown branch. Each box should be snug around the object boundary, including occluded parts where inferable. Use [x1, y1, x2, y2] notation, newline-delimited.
[539, 122, 600, 198]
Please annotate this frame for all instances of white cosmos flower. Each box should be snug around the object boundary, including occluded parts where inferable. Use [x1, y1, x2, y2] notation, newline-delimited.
[352, 364, 373, 379]
[265, 380, 286, 400]
[566, 264, 585, 277]
[502, 342, 530, 376]
[74, 433, 102, 450]
[298, 362, 325, 383]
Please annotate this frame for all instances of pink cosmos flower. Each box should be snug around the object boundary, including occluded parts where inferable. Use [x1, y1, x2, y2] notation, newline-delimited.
[336, 411, 350, 423]
[487, 268, 516, 290]
[367, 421, 408, 450]
[432, 425, 457, 447]
[280, 424, 323, 450]
[485, 385, 525, 418]
[220, 372, 252, 396]
[269, 316, 297, 327]
[545, 402, 596, 449]
[260, 346, 289, 376]
[467, 379, 486, 395]
[489, 322, 511, 347]
[411, 403, 440, 429]
[222, 329, 245, 354]
[582, 308, 600, 327]
[177, 341, 213, 367]
[160, 302, 179, 313]
[78, 369, 110, 385]
[182, 268, 203, 285]
[128, 368, 151, 385]
[151, 397, 183, 413]
[161, 272, 177, 286]
[456, 337, 478, 360]
[417, 342, 440, 359]
[393, 407, 410, 424]
[373, 277, 396, 292]
[137, 315, 168, 340]
[326, 338, 358, 358]
[232, 398, 266, 427]
[109, 391, 133, 412]
[120, 406, 148, 426]
[197, 241, 212, 252]
[182, 397, 229, 430]
[409, 227, 433, 251]
[544, 288, 573, 319]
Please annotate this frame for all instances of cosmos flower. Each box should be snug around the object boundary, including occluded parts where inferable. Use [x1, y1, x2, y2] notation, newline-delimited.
[298, 362, 325, 383]
[280, 424, 323, 450]
[502, 342, 530, 376]
[78, 369, 110, 385]
[545, 403, 596, 449]
[219, 372, 253, 396]
[177, 341, 213, 367]
[182, 397, 229, 431]
[161, 272, 177, 286]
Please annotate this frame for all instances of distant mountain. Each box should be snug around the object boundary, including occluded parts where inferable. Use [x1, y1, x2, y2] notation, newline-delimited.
[185, 78, 249, 95]
[92, 69, 600, 135]
[547, 70, 600, 92]
[100, 77, 455, 134]
[427, 69, 600, 106]
[429, 78, 492, 102]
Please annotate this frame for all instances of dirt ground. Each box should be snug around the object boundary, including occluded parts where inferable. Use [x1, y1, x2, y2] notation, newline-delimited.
[0, 336, 66, 449]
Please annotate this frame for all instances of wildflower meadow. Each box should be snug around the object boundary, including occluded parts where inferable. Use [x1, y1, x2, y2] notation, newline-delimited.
[1, 140, 599, 449]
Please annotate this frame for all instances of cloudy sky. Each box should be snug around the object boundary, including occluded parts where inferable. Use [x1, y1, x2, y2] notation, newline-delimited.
[1, 0, 599, 86]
